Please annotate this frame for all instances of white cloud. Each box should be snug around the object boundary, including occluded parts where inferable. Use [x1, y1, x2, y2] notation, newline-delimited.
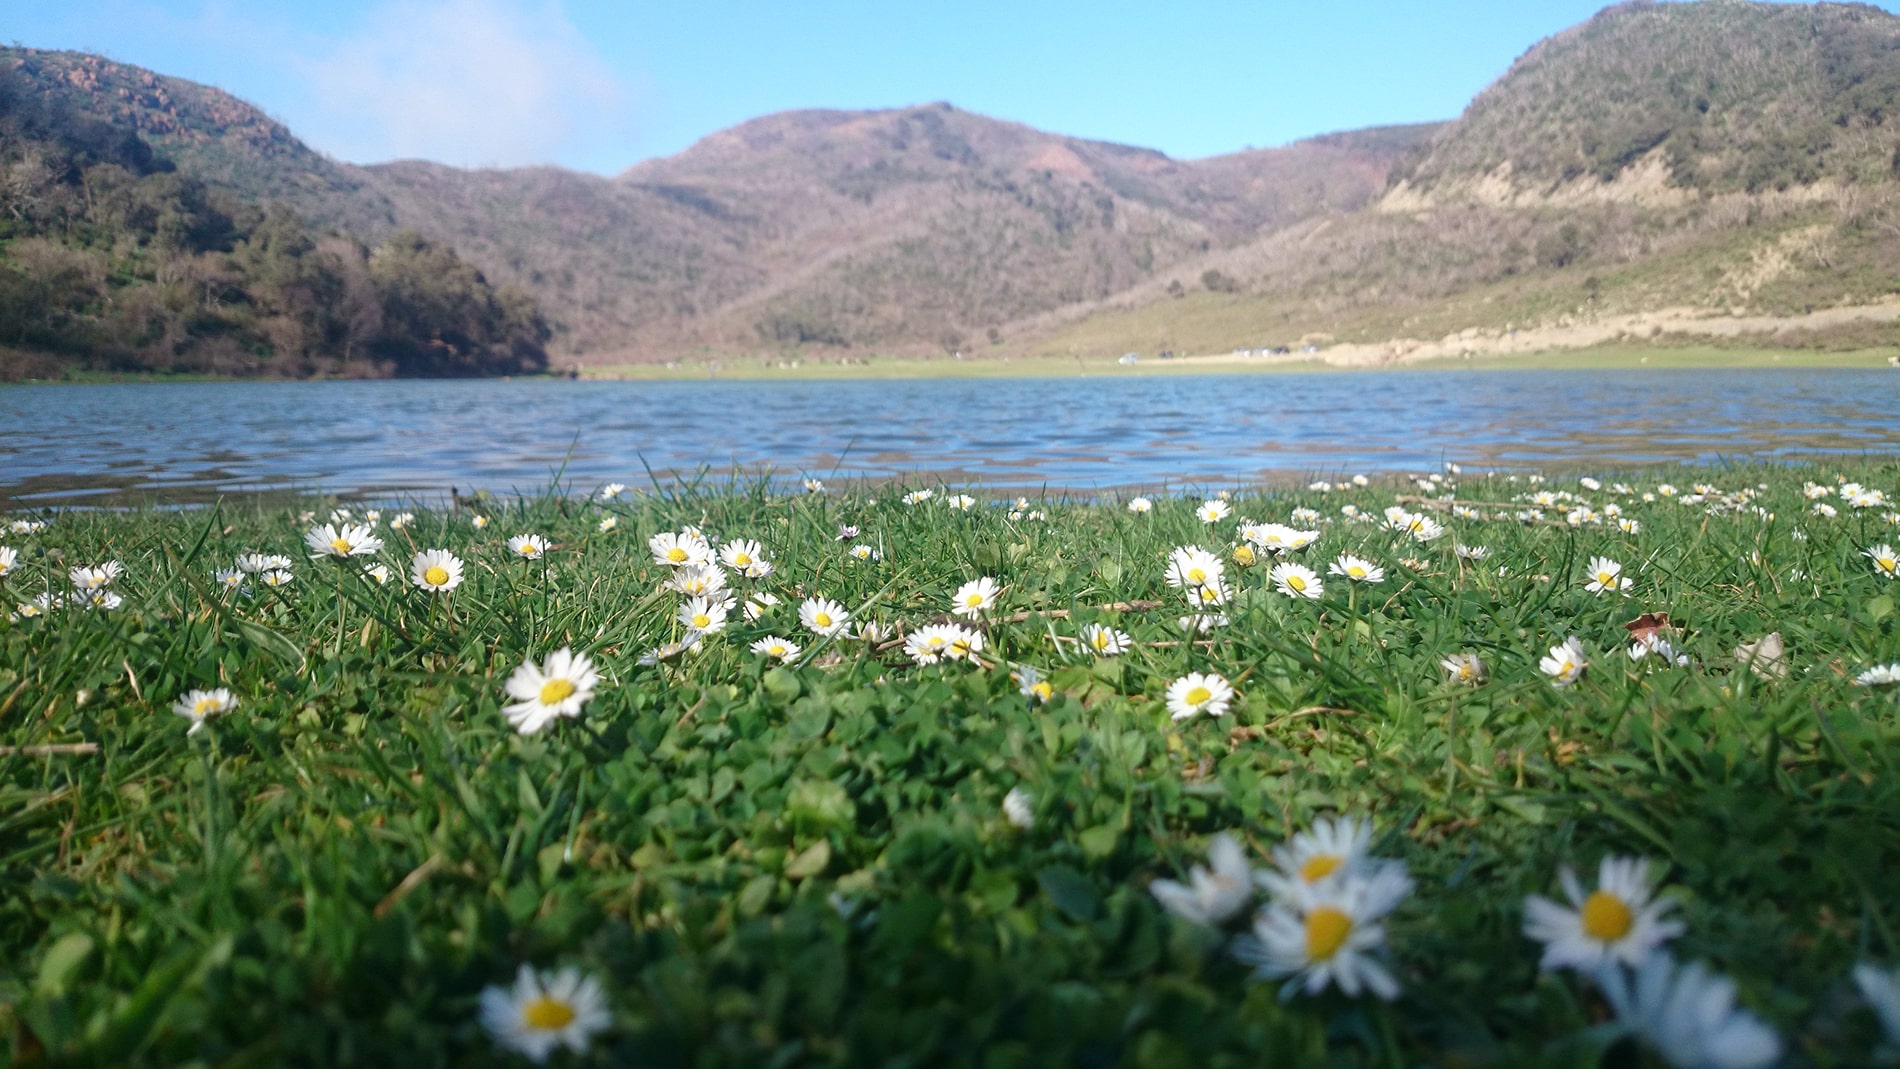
[297, 0, 628, 168]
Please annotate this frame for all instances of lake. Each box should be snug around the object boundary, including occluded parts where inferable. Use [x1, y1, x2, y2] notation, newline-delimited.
[4, 369, 1900, 506]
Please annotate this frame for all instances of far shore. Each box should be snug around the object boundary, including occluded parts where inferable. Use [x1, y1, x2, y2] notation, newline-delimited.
[578, 344, 1900, 381]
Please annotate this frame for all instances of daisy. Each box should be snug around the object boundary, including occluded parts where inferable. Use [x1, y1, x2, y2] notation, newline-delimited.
[1235, 864, 1413, 1000]
[215, 567, 246, 592]
[69, 561, 123, 590]
[750, 635, 801, 661]
[1619, 517, 1643, 534]
[648, 530, 711, 568]
[1523, 856, 1683, 972]
[1259, 815, 1378, 897]
[847, 544, 882, 562]
[1866, 544, 1899, 578]
[1290, 507, 1322, 523]
[1352, 474, 1370, 487]
[743, 590, 780, 621]
[410, 549, 464, 592]
[1230, 542, 1258, 568]
[1079, 623, 1131, 657]
[390, 512, 416, 530]
[1198, 499, 1232, 523]
[598, 482, 627, 500]
[597, 516, 618, 532]
[950, 576, 1000, 618]
[901, 489, 934, 505]
[1178, 613, 1229, 633]
[1456, 544, 1489, 561]
[678, 595, 729, 636]
[904, 624, 956, 665]
[1165, 671, 1234, 720]
[79, 590, 122, 611]
[1630, 633, 1689, 667]
[501, 648, 601, 735]
[1441, 652, 1487, 685]
[942, 624, 985, 662]
[719, 538, 771, 576]
[853, 619, 894, 645]
[305, 523, 383, 559]
[1003, 786, 1035, 829]
[171, 688, 237, 735]
[1151, 833, 1255, 926]
[509, 534, 548, 560]
[1856, 664, 1900, 686]
[259, 569, 295, 589]
[947, 494, 977, 511]
[637, 634, 702, 666]
[664, 563, 728, 597]
[365, 564, 392, 585]
[1329, 554, 1385, 583]
[799, 596, 850, 637]
[1127, 497, 1153, 514]
[1269, 561, 1323, 599]
[802, 478, 826, 493]
[7, 519, 46, 534]
[1584, 556, 1633, 595]
[471, 514, 489, 529]
[1014, 664, 1053, 705]
[1188, 579, 1230, 608]
[1165, 546, 1225, 590]
[236, 553, 291, 574]
[1597, 954, 1781, 1069]
[1541, 637, 1588, 686]
[0, 546, 14, 576]
[1406, 515, 1445, 542]
[480, 964, 611, 1064]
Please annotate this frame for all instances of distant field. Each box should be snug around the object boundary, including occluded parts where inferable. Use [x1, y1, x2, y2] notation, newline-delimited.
[582, 346, 1900, 381]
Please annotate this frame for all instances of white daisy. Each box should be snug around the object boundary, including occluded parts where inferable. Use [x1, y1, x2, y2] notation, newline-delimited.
[1456, 544, 1489, 561]
[637, 634, 702, 666]
[304, 523, 383, 559]
[677, 595, 729, 636]
[1014, 664, 1053, 705]
[1235, 864, 1413, 1000]
[598, 482, 627, 500]
[0, 545, 15, 577]
[719, 538, 772, 577]
[1197, 499, 1232, 523]
[171, 688, 237, 736]
[950, 576, 1000, 618]
[79, 589, 122, 611]
[1165, 545, 1225, 590]
[1079, 623, 1131, 657]
[364, 564, 392, 585]
[802, 478, 826, 493]
[941, 623, 985, 662]
[1269, 561, 1323, 599]
[799, 596, 850, 637]
[1165, 672, 1234, 720]
[743, 590, 780, 621]
[901, 489, 935, 505]
[750, 635, 801, 662]
[1127, 497, 1153, 514]
[1329, 555, 1384, 583]
[1597, 954, 1781, 1069]
[215, 567, 246, 593]
[1866, 543, 1899, 579]
[479, 964, 611, 1063]
[947, 493, 977, 511]
[1150, 832, 1255, 926]
[1585, 556, 1633, 595]
[508, 534, 549, 560]
[1852, 962, 1900, 1051]
[410, 549, 464, 592]
[904, 624, 957, 665]
[1541, 636, 1588, 686]
[390, 512, 416, 530]
[597, 516, 619, 533]
[259, 569, 295, 589]
[648, 530, 712, 568]
[1259, 815, 1378, 898]
[847, 543, 882, 562]
[236, 553, 291, 574]
[1523, 856, 1684, 972]
[1856, 663, 1900, 687]
[68, 561, 124, 590]
[663, 563, 727, 598]
[1441, 652, 1487, 685]
[501, 648, 601, 735]
[471, 514, 489, 529]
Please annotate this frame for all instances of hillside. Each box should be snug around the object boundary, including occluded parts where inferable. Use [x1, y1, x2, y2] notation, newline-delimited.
[1016, 0, 1900, 363]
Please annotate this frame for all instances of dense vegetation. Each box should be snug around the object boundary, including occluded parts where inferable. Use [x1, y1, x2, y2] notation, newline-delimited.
[0, 62, 549, 380]
[2, 462, 1899, 1065]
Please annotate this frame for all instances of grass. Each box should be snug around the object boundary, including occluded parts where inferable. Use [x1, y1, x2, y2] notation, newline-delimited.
[2, 463, 1899, 1066]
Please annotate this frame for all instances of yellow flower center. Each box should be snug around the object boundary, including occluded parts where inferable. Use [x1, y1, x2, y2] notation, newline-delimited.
[1879, 557, 1896, 572]
[1183, 685, 1211, 706]
[518, 543, 537, 556]
[1030, 682, 1052, 702]
[1597, 572, 1615, 585]
[1093, 632, 1110, 649]
[965, 593, 984, 607]
[666, 547, 688, 563]
[331, 538, 353, 554]
[1186, 567, 1206, 584]
[521, 995, 576, 1031]
[539, 679, 577, 706]
[1287, 575, 1306, 592]
[768, 644, 786, 656]
[1304, 906, 1354, 961]
[1298, 854, 1342, 883]
[692, 613, 711, 628]
[194, 697, 220, 716]
[424, 566, 450, 585]
[813, 612, 831, 628]
[1580, 891, 1634, 941]
[1233, 546, 1254, 566]
[1348, 566, 1366, 578]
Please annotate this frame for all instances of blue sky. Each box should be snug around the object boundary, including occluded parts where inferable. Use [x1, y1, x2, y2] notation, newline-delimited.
[11, 1, 1895, 173]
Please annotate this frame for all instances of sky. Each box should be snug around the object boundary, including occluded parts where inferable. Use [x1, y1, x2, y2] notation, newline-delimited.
[10, 1, 1897, 174]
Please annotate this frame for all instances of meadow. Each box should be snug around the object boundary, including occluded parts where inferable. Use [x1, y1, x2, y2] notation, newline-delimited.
[2, 463, 1899, 1067]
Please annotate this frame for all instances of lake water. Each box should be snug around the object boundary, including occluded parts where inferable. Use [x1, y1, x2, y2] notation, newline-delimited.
[4, 369, 1900, 506]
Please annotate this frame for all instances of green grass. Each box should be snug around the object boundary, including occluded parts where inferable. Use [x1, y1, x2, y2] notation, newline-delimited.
[3, 463, 1900, 1066]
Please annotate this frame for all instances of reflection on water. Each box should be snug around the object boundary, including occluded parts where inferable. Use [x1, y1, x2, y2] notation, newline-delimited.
[3, 370, 1898, 506]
